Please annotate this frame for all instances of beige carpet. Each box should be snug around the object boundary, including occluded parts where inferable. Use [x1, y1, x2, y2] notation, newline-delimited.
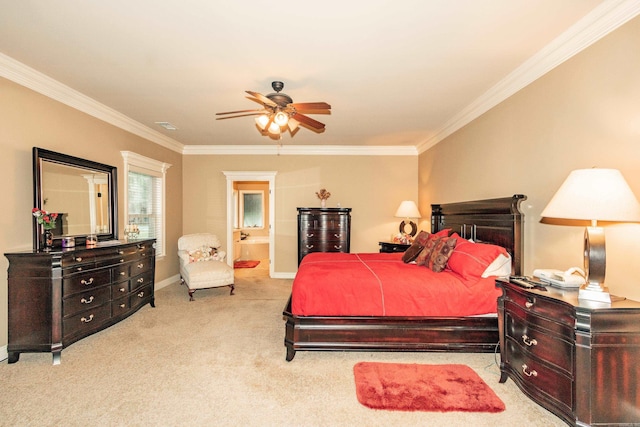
[1, 266, 565, 426]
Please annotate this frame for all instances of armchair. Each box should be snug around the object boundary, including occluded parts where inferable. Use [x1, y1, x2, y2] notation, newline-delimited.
[178, 233, 235, 301]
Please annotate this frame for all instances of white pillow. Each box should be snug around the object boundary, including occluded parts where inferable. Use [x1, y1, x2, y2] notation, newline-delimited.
[481, 253, 512, 278]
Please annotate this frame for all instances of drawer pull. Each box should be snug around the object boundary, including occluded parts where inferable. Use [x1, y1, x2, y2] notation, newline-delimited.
[75, 257, 83, 262]
[137, 278, 144, 283]
[522, 364, 538, 377]
[120, 271, 126, 276]
[118, 250, 124, 255]
[119, 287, 126, 293]
[525, 301, 534, 308]
[522, 335, 537, 347]
[137, 291, 145, 298]
[76, 267, 83, 272]
[119, 303, 126, 308]
[80, 296, 94, 304]
[306, 245, 314, 249]
[119, 259, 125, 263]
[81, 314, 94, 323]
[81, 278, 94, 286]
[137, 263, 144, 269]
[306, 233, 314, 238]
[334, 245, 342, 250]
[334, 233, 341, 238]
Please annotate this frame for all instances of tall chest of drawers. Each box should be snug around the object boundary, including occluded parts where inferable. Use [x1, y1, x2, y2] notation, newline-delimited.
[297, 207, 351, 265]
[5, 239, 155, 364]
[497, 280, 640, 426]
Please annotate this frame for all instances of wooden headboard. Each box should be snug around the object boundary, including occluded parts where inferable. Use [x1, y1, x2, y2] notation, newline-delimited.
[431, 194, 526, 276]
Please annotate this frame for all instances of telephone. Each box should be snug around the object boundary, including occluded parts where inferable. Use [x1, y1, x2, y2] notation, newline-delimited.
[532, 267, 586, 288]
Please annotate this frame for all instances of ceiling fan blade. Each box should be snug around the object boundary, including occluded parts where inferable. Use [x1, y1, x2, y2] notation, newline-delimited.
[292, 112, 325, 130]
[216, 112, 264, 120]
[289, 102, 331, 111]
[216, 109, 264, 116]
[245, 90, 277, 108]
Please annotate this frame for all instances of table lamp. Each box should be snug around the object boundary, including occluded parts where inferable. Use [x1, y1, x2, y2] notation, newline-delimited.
[395, 201, 421, 237]
[540, 168, 640, 303]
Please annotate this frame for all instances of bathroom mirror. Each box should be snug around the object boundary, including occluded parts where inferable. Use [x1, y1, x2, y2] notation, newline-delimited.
[33, 147, 118, 251]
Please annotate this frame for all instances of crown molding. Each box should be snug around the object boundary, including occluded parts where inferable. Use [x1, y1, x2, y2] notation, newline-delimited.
[182, 144, 418, 156]
[0, 52, 184, 154]
[417, 0, 640, 154]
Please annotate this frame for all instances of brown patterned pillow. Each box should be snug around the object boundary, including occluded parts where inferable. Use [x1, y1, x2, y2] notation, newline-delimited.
[426, 237, 457, 272]
[401, 230, 430, 263]
[415, 233, 440, 266]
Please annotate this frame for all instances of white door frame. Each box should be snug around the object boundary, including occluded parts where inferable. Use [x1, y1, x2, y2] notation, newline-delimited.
[222, 171, 277, 277]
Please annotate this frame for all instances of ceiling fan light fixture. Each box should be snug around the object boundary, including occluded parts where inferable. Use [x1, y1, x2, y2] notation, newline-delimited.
[255, 114, 270, 130]
[274, 111, 289, 127]
[267, 121, 281, 135]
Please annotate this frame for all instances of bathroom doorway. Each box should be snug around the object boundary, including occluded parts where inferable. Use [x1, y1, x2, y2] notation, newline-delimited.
[223, 171, 276, 278]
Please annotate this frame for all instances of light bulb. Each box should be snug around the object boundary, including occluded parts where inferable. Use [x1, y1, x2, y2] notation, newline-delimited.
[274, 111, 289, 127]
[268, 121, 281, 134]
[255, 115, 269, 130]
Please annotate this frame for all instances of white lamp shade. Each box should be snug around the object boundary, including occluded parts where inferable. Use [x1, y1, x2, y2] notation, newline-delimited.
[541, 168, 640, 222]
[395, 201, 421, 218]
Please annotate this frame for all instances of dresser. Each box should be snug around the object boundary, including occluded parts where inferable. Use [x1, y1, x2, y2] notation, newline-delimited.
[5, 239, 155, 364]
[297, 207, 351, 265]
[497, 280, 640, 426]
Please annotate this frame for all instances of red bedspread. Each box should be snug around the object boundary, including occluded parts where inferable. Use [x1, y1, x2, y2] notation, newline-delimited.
[291, 252, 502, 317]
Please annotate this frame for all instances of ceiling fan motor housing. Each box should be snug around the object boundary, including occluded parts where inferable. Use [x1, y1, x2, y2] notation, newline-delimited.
[267, 81, 293, 107]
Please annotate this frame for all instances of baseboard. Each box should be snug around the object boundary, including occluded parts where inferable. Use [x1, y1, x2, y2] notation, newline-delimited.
[1, 345, 7, 362]
[272, 271, 296, 279]
[155, 274, 180, 290]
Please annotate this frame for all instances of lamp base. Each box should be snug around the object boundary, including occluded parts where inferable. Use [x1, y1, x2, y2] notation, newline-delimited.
[398, 220, 417, 237]
[578, 282, 611, 303]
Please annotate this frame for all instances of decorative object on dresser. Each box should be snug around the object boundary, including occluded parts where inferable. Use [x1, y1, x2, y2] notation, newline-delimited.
[378, 241, 411, 253]
[284, 195, 526, 361]
[540, 168, 640, 303]
[394, 200, 421, 237]
[5, 239, 156, 364]
[177, 233, 234, 301]
[297, 207, 351, 265]
[497, 279, 640, 426]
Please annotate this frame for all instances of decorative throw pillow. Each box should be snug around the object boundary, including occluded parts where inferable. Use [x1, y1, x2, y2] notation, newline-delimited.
[446, 233, 509, 279]
[401, 230, 430, 263]
[415, 233, 441, 266]
[426, 236, 457, 272]
[188, 246, 218, 263]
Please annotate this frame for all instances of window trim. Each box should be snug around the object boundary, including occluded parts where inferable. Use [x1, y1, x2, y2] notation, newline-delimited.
[121, 151, 171, 257]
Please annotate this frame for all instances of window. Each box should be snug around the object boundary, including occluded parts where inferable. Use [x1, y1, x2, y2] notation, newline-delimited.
[240, 190, 264, 228]
[121, 151, 171, 257]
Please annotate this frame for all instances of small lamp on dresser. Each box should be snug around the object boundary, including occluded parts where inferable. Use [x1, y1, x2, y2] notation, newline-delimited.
[540, 168, 640, 303]
[395, 201, 421, 237]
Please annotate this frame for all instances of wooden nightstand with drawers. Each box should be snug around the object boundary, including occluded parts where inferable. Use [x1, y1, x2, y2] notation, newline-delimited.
[497, 279, 640, 426]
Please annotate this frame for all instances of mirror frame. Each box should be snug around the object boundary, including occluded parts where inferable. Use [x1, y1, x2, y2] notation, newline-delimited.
[33, 147, 118, 251]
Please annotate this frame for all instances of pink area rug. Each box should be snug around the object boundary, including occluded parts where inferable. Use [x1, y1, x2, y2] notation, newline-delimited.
[234, 260, 260, 269]
[353, 362, 505, 413]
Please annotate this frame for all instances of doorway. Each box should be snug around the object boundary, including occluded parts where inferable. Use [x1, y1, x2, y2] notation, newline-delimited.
[223, 171, 277, 278]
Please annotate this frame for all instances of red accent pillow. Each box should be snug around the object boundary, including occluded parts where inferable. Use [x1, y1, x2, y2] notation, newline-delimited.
[415, 233, 441, 265]
[426, 236, 457, 272]
[446, 233, 509, 279]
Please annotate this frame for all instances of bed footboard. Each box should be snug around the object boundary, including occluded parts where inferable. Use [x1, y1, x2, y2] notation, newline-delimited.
[283, 297, 499, 361]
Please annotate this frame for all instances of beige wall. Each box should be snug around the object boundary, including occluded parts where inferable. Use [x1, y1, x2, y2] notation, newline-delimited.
[182, 155, 419, 273]
[0, 77, 183, 349]
[419, 15, 640, 300]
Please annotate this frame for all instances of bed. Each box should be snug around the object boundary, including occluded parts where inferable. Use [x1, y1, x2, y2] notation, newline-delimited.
[283, 194, 526, 361]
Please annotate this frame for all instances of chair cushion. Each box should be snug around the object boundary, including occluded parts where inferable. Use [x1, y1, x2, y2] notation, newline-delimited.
[182, 260, 234, 290]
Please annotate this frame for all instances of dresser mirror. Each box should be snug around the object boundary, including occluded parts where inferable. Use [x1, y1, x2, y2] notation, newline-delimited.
[33, 147, 118, 251]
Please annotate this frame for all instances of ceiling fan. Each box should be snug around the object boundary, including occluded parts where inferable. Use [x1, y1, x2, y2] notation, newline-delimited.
[216, 81, 331, 137]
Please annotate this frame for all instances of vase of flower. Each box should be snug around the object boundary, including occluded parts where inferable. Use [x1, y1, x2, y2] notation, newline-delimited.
[33, 208, 58, 251]
[316, 188, 331, 208]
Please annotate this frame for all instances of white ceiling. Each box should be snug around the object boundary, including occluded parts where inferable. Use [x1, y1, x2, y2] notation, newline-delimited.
[1, 1, 637, 153]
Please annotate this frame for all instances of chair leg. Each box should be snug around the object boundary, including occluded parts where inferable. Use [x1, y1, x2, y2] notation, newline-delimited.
[229, 284, 235, 295]
[188, 289, 195, 301]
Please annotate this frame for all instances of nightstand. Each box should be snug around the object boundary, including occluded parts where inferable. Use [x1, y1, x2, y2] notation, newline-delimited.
[497, 279, 640, 426]
[378, 241, 410, 253]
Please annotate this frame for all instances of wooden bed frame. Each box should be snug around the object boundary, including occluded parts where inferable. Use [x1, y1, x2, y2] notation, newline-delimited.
[283, 194, 526, 361]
